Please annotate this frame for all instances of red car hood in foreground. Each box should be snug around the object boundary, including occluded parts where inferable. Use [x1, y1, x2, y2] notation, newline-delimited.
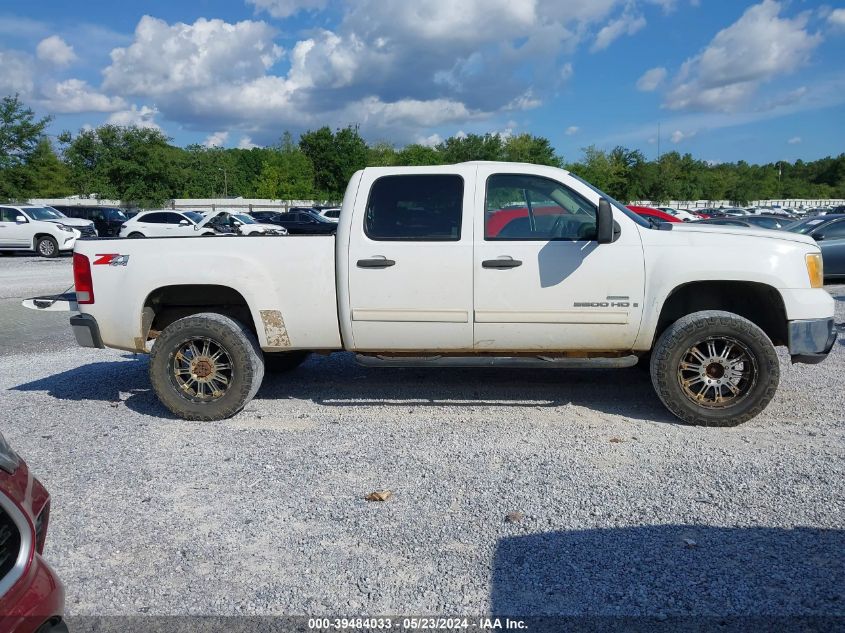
[0, 444, 66, 633]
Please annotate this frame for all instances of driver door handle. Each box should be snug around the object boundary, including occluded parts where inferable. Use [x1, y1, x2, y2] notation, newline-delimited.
[357, 257, 396, 269]
[482, 257, 522, 269]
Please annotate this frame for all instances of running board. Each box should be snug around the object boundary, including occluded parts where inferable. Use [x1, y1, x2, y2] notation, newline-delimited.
[355, 354, 638, 369]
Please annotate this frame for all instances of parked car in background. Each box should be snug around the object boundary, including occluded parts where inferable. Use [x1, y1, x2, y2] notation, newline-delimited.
[119, 210, 217, 238]
[201, 211, 287, 236]
[317, 207, 341, 222]
[626, 205, 681, 225]
[656, 207, 697, 222]
[230, 213, 288, 235]
[50, 205, 128, 237]
[0, 205, 81, 257]
[786, 214, 845, 279]
[0, 432, 66, 633]
[741, 215, 791, 230]
[693, 218, 754, 227]
[250, 210, 337, 235]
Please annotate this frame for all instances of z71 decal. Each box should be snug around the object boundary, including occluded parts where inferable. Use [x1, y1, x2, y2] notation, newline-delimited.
[93, 254, 130, 266]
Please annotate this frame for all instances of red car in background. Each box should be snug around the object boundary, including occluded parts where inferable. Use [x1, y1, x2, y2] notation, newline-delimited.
[0, 433, 66, 633]
[626, 205, 682, 224]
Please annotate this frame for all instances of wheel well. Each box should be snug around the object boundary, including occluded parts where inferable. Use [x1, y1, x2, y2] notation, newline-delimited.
[32, 233, 56, 248]
[143, 285, 256, 342]
[655, 281, 788, 346]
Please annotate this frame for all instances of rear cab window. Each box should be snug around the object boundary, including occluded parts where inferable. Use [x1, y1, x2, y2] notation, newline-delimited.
[365, 174, 464, 241]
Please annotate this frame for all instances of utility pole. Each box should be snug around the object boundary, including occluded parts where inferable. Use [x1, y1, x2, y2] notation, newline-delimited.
[219, 168, 228, 198]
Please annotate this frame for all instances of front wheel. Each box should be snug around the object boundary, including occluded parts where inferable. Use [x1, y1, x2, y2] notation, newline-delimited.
[149, 313, 264, 421]
[650, 310, 779, 426]
[128, 232, 145, 239]
[36, 236, 59, 258]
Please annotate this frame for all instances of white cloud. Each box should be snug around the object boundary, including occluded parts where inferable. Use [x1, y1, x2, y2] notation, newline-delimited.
[96, 3, 650, 143]
[636, 66, 667, 91]
[246, 0, 328, 19]
[828, 8, 845, 30]
[787, 136, 802, 144]
[103, 16, 283, 96]
[0, 50, 35, 97]
[591, 12, 646, 52]
[204, 131, 229, 147]
[237, 136, 259, 149]
[665, 0, 822, 112]
[670, 129, 695, 143]
[416, 133, 443, 147]
[565, 125, 579, 135]
[39, 79, 126, 113]
[36, 35, 76, 66]
[107, 104, 161, 130]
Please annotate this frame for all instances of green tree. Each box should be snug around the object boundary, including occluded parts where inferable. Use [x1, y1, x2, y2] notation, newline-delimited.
[62, 125, 182, 206]
[437, 133, 503, 163]
[501, 133, 562, 167]
[255, 143, 315, 199]
[299, 125, 368, 198]
[0, 95, 53, 200]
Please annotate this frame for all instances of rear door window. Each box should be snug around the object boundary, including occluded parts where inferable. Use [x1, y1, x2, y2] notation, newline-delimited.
[365, 174, 463, 241]
[141, 212, 168, 223]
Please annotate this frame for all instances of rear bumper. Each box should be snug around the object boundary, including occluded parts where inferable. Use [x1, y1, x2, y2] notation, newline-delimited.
[788, 317, 837, 364]
[69, 313, 104, 349]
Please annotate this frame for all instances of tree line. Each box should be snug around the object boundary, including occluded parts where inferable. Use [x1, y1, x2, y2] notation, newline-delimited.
[1, 94, 843, 208]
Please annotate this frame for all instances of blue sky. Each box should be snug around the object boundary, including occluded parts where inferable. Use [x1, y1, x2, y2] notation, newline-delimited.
[1, 0, 843, 163]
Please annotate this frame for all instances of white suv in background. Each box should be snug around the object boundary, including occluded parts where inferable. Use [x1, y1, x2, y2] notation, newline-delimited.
[0, 205, 82, 257]
[118, 210, 216, 238]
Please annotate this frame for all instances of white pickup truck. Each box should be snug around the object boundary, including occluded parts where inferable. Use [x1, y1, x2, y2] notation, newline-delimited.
[50, 162, 836, 426]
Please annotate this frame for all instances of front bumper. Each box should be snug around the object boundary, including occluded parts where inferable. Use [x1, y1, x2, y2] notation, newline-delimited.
[69, 313, 104, 349]
[788, 317, 837, 364]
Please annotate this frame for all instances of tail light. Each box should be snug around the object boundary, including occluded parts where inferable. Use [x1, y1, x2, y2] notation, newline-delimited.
[73, 252, 94, 304]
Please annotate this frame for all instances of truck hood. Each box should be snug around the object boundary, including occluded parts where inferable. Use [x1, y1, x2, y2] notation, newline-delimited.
[668, 223, 817, 247]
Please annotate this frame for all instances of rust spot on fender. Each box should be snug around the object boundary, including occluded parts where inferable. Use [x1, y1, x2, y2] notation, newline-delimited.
[260, 310, 291, 347]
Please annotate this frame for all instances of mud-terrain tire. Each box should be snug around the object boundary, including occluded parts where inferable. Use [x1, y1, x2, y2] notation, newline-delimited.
[263, 350, 310, 373]
[150, 313, 264, 421]
[650, 310, 779, 426]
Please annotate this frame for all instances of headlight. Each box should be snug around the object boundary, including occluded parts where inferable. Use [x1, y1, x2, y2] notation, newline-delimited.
[57, 223, 75, 233]
[0, 432, 21, 474]
[806, 253, 823, 288]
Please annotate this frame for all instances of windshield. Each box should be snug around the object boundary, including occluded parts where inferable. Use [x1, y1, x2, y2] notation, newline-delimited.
[234, 214, 255, 224]
[105, 208, 127, 221]
[568, 173, 651, 228]
[183, 211, 204, 224]
[24, 207, 65, 221]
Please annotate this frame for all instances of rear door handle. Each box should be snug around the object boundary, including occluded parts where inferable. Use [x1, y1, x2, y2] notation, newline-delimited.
[357, 257, 396, 268]
[482, 257, 522, 269]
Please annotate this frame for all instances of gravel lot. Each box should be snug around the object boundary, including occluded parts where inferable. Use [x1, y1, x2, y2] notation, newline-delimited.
[1, 254, 843, 620]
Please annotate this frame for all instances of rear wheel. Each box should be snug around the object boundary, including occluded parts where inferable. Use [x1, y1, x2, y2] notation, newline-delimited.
[36, 236, 58, 258]
[128, 232, 145, 238]
[263, 350, 310, 373]
[149, 313, 264, 421]
[650, 310, 779, 426]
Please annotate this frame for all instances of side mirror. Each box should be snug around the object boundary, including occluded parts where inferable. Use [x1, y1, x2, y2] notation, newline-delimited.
[16, 215, 27, 223]
[812, 232, 825, 241]
[596, 198, 614, 244]
[179, 219, 190, 226]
